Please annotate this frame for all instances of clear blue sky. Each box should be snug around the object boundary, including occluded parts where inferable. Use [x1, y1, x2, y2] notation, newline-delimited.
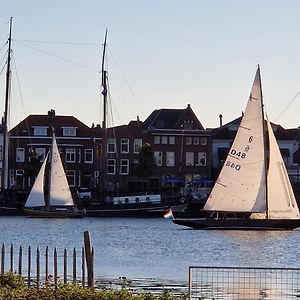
[1, 0, 300, 129]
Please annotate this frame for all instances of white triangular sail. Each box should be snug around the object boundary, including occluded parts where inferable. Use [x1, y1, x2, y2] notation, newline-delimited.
[204, 67, 267, 212]
[49, 134, 74, 206]
[266, 118, 300, 219]
[25, 153, 49, 208]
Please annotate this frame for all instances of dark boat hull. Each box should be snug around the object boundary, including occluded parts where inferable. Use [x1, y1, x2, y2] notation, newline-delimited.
[24, 208, 84, 218]
[172, 217, 300, 230]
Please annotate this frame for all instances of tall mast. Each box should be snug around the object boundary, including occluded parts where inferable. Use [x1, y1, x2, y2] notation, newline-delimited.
[258, 65, 269, 218]
[101, 29, 108, 192]
[2, 17, 13, 193]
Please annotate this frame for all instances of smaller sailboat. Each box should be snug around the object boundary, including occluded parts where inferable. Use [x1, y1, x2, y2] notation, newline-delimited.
[173, 66, 300, 230]
[24, 132, 84, 218]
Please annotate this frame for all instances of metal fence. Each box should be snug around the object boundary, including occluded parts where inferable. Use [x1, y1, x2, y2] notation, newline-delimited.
[189, 266, 300, 300]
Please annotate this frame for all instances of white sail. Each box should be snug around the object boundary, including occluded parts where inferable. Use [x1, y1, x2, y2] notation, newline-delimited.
[25, 153, 48, 208]
[49, 134, 74, 206]
[266, 118, 300, 219]
[204, 67, 267, 212]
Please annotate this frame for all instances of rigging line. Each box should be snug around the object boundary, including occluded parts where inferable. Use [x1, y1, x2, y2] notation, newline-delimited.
[15, 39, 101, 46]
[107, 46, 145, 115]
[275, 89, 300, 122]
[0, 59, 6, 77]
[14, 40, 98, 72]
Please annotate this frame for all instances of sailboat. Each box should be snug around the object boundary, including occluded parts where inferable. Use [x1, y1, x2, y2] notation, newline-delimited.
[24, 132, 85, 218]
[173, 66, 300, 230]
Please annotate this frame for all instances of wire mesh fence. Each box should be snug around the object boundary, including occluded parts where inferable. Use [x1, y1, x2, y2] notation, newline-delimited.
[189, 266, 300, 300]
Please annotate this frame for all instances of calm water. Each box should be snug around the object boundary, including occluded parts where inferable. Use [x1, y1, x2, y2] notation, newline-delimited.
[1, 216, 300, 281]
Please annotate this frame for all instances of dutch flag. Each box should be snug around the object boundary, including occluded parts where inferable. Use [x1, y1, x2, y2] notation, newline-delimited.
[163, 209, 173, 220]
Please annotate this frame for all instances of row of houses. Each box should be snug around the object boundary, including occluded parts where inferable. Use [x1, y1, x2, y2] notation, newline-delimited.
[3, 104, 300, 195]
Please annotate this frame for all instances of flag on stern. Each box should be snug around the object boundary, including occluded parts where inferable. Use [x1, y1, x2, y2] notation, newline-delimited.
[164, 209, 173, 220]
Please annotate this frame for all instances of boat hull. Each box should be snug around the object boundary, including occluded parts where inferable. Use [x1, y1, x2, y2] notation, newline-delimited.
[172, 217, 300, 230]
[24, 208, 85, 218]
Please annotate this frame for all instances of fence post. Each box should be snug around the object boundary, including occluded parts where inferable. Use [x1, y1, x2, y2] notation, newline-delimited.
[36, 247, 40, 289]
[45, 246, 48, 286]
[10, 243, 13, 272]
[18, 245, 22, 276]
[1, 243, 5, 275]
[73, 247, 76, 283]
[64, 248, 67, 284]
[27, 245, 31, 287]
[82, 247, 85, 287]
[189, 267, 192, 300]
[84, 231, 93, 288]
[54, 248, 57, 289]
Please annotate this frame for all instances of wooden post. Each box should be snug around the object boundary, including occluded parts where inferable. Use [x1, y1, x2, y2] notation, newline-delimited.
[45, 246, 48, 286]
[64, 248, 67, 284]
[36, 247, 40, 289]
[1, 243, 5, 275]
[54, 248, 57, 289]
[10, 243, 13, 272]
[84, 231, 93, 288]
[73, 247, 76, 283]
[82, 247, 85, 287]
[27, 246, 31, 287]
[91, 247, 94, 287]
[18, 245, 22, 276]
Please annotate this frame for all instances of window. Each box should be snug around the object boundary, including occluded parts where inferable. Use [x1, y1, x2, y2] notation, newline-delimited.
[107, 138, 116, 153]
[33, 126, 48, 136]
[200, 137, 207, 145]
[120, 159, 129, 175]
[186, 152, 194, 166]
[161, 136, 168, 144]
[84, 149, 93, 163]
[66, 148, 76, 162]
[154, 151, 162, 166]
[16, 148, 25, 162]
[9, 169, 14, 188]
[121, 138, 129, 153]
[134, 139, 142, 154]
[166, 152, 175, 167]
[107, 159, 116, 175]
[154, 136, 160, 144]
[66, 170, 76, 187]
[193, 137, 199, 145]
[62, 127, 77, 136]
[15, 169, 25, 188]
[198, 152, 207, 166]
[185, 137, 192, 145]
[169, 136, 175, 145]
[35, 148, 46, 162]
[183, 120, 193, 130]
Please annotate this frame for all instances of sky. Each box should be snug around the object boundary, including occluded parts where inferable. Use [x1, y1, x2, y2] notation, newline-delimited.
[1, 0, 300, 130]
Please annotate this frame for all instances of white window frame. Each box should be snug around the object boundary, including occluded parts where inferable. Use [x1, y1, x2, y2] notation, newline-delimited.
[186, 152, 194, 166]
[166, 151, 175, 167]
[134, 139, 142, 154]
[197, 152, 207, 166]
[161, 136, 168, 145]
[107, 159, 116, 175]
[120, 159, 129, 175]
[66, 170, 76, 187]
[121, 138, 129, 154]
[169, 136, 175, 145]
[84, 149, 93, 163]
[154, 136, 160, 144]
[193, 137, 200, 145]
[66, 148, 76, 163]
[186, 137, 192, 145]
[16, 148, 25, 162]
[33, 126, 48, 136]
[107, 138, 116, 153]
[200, 137, 207, 145]
[62, 127, 77, 137]
[154, 151, 162, 166]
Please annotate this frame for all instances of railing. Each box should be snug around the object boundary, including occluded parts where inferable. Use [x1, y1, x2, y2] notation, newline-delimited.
[189, 266, 300, 300]
[0, 231, 94, 288]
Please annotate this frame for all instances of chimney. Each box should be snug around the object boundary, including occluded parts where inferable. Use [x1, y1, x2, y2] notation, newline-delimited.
[48, 109, 55, 118]
[219, 114, 223, 127]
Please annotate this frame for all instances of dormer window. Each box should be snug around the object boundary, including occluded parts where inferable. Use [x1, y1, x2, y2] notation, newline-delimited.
[33, 126, 48, 136]
[62, 127, 77, 136]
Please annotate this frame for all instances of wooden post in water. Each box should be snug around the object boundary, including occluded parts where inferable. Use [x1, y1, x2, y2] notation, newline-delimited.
[10, 243, 13, 272]
[36, 247, 40, 289]
[1, 243, 5, 275]
[18, 245, 22, 276]
[54, 248, 57, 289]
[84, 231, 93, 288]
[64, 248, 67, 284]
[45, 246, 48, 286]
[27, 245, 31, 287]
[82, 247, 85, 287]
[73, 247, 76, 283]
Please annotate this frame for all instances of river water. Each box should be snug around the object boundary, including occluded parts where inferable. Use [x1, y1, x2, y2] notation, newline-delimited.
[1, 216, 300, 282]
